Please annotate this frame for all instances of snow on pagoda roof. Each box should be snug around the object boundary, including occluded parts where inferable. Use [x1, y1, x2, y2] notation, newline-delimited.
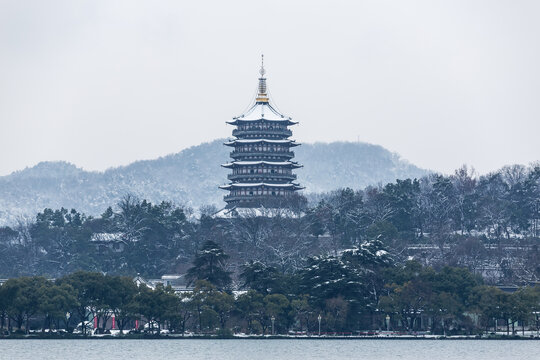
[224, 139, 300, 146]
[227, 102, 298, 125]
[213, 207, 303, 219]
[230, 103, 297, 123]
[219, 183, 302, 189]
[221, 160, 302, 168]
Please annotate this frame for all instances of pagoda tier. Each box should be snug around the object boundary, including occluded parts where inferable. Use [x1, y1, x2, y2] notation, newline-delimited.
[226, 103, 298, 125]
[220, 59, 303, 209]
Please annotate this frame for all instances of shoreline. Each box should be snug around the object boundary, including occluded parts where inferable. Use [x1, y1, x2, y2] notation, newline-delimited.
[1, 334, 539, 340]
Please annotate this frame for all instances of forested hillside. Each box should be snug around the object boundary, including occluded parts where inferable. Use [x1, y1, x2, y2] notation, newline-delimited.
[0, 139, 427, 225]
[0, 164, 538, 285]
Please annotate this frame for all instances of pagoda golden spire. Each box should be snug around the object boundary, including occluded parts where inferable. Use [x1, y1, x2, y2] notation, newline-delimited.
[256, 54, 269, 103]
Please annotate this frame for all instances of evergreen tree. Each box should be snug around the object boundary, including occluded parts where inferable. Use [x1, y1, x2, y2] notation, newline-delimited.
[240, 261, 281, 294]
[186, 240, 232, 290]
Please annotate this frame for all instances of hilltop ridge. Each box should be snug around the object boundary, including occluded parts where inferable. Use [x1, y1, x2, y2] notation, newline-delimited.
[0, 139, 428, 224]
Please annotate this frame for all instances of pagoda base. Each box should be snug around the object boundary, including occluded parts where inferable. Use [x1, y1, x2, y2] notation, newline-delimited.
[213, 206, 302, 219]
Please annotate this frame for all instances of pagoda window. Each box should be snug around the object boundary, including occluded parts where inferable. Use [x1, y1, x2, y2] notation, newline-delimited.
[272, 191, 276, 196]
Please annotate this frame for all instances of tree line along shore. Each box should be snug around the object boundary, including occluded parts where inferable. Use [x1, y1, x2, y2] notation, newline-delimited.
[0, 239, 539, 337]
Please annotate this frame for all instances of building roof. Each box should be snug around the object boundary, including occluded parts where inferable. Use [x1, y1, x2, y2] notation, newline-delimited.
[224, 139, 300, 147]
[134, 274, 193, 293]
[221, 160, 302, 168]
[90, 232, 124, 243]
[219, 182, 303, 190]
[228, 102, 297, 124]
[213, 206, 303, 219]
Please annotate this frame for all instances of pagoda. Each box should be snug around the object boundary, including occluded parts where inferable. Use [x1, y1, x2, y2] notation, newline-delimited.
[219, 57, 303, 209]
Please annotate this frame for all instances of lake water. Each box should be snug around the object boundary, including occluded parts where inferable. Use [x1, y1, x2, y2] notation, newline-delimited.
[0, 339, 537, 360]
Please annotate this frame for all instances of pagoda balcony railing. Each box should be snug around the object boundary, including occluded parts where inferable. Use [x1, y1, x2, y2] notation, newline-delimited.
[232, 129, 292, 138]
[230, 150, 295, 159]
[224, 194, 290, 203]
[227, 173, 297, 181]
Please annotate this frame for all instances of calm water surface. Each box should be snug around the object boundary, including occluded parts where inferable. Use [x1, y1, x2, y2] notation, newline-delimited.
[0, 339, 538, 360]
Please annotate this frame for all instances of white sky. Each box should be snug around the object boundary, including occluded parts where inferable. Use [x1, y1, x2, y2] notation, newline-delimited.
[1, 0, 539, 176]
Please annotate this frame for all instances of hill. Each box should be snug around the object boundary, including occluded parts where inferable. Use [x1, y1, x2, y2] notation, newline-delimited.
[0, 139, 428, 224]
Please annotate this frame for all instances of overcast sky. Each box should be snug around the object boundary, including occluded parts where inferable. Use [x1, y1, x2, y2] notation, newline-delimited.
[1, 0, 539, 176]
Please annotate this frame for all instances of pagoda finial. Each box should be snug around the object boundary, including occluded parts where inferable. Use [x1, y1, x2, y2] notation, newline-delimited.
[256, 54, 268, 103]
[260, 54, 266, 77]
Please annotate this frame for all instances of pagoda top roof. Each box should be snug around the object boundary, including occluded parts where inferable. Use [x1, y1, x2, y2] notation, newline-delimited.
[222, 160, 302, 168]
[229, 102, 297, 124]
[224, 139, 300, 146]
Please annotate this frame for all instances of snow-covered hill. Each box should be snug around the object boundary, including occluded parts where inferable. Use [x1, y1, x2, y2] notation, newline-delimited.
[0, 139, 428, 225]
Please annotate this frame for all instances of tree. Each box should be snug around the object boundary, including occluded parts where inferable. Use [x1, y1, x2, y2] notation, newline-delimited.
[381, 279, 433, 331]
[58, 271, 106, 335]
[510, 287, 539, 335]
[290, 295, 313, 334]
[4, 276, 49, 333]
[32, 208, 94, 276]
[190, 280, 217, 333]
[240, 261, 281, 294]
[186, 240, 232, 290]
[382, 179, 420, 235]
[450, 165, 478, 235]
[207, 290, 234, 330]
[426, 292, 461, 335]
[169, 292, 195, 335]
[263, 294, 290, 334]
[106, 276, 139, 333]
[469, 285, 511, 334]
[136, 283, 177, 334]
[38, 282, 78, 332]
[300, 255, 357, 307]
[0, 279, 19, 333]
[235, 290, 265, 334]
